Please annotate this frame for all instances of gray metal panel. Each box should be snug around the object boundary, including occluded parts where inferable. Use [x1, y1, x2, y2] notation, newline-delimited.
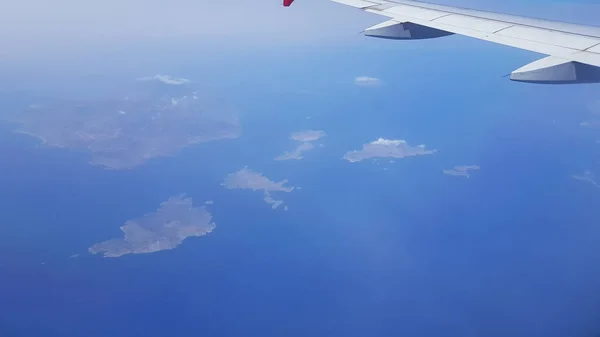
[330, 0, 379, 8]
[432, 14, 514, 33]
[587, 44, 600, 53]
[570, 51, 600, 67]
[369, 3, 399, 11]
[497, 25, 599, 50]
[383, 4, 450, 21]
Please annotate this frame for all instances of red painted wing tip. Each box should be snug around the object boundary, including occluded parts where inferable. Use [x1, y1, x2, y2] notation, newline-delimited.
[283, 0, 294, 6]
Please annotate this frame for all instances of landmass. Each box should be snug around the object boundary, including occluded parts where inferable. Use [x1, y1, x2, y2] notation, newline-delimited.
[275, 142, 314, 161]
[343, 138, 436, 163]
[1, 75, 241, 169]
[137, 74, 190, 85]
[354, 76, 383, 87]
[222, 167, 294, 210]
[89, 194, 215, 258]
[276, 130, 326, 161]
[264, 193, 285, 210]
[572, 170, 600, 188]
[290, 130, 326, 142]
[443, 165, 480, 178]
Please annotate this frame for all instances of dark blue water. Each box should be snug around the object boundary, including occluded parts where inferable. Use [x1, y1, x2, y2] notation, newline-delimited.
[1, 43, 600, 337]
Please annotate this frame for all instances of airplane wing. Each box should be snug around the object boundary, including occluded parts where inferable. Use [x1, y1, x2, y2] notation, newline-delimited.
[284, 0, 600, 84]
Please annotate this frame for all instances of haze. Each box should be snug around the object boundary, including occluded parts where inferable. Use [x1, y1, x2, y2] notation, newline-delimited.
[0, 0, 598, 58]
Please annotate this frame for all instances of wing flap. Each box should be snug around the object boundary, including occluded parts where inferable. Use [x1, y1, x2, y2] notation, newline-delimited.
[384, 4, 450, 21]
[433, 14, 514, 34]
[330, 0, 377, 9]
[498, 25, 600, 51]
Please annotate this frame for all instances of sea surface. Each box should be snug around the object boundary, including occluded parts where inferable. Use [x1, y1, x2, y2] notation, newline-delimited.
[1, 46, 600, 336]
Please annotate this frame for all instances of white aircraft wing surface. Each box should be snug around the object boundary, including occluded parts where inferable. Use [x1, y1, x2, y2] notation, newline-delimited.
[284, 0, 600, 84]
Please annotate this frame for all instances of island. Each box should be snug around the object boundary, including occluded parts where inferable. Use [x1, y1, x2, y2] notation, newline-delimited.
[443, 165, 480, 178]
[1, 75, 241, 169]
[275, 130, 326, 161]
[290, 130, 327, 142]
[572, 170, 599, 188]
[275, 142, 314, 161]
[222, 167, 294, 210]
[89, 194, 215, 258]
[344, 138, 436, 163]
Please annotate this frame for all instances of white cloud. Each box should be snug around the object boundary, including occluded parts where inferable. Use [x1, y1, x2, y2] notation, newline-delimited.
[344, 138, 436, 163]
[354, 76, 383, 87]
[589, 100, 600, 115]
[580, 103, 600, 138]
[443, 165, 480, 178]
[572, 170, 600, 188]
[580, 119, 600, 128]
[138, 74, 190, 85]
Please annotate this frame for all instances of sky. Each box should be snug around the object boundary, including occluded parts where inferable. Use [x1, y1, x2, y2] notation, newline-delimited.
[1, 0, 599, 59]
[0, 0, 598, 95]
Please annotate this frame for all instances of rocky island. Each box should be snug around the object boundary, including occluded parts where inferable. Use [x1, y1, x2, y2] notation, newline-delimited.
[1, 75, 241, 169]
[89, 194, 215, 258]
[222, 167, 294, 210]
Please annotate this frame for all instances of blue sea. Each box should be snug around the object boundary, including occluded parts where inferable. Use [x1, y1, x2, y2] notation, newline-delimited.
[1, 43, 600, 337]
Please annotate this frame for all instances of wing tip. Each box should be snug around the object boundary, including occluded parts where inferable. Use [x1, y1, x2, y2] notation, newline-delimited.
[283, 0, 294, 6]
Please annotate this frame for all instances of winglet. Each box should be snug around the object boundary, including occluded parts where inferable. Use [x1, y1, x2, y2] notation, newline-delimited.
[283, 0, 294, 6]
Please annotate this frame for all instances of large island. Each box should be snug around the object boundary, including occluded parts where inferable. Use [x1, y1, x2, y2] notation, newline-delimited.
[1, 76, 241, 169]
[89, 194, 215, 258]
